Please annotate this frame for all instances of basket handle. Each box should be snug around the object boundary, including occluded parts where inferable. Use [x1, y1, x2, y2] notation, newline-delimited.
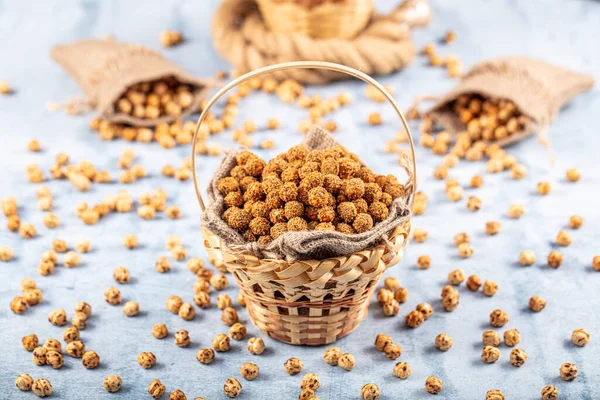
[192, 61, 417, 213]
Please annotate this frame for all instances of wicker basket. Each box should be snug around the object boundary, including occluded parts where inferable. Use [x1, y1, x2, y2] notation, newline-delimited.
[256, 0, 374, 39]
[192, 62, 417, 345]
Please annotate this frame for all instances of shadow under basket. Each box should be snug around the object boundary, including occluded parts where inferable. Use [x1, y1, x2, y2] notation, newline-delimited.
[202, 223, 409, 345]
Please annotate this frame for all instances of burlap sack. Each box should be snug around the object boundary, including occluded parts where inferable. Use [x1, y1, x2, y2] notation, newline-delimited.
[200, 126, 413, 262]
[428, 57, 594, 147]
[51, 39, 213, 126]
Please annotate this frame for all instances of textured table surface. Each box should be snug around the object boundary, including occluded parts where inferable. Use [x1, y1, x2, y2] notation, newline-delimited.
[1, 0, 599, 399]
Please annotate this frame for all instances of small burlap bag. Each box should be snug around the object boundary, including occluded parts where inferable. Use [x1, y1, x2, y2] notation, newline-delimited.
[200, 125, 413, 263]
[427, 56, 594, 147]
[51, 39, 213, 126]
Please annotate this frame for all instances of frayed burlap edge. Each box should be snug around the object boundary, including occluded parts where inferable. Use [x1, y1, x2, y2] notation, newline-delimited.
[200, 125, 413, 262]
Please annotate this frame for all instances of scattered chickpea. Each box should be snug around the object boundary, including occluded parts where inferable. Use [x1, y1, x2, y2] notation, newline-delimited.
[482, 330, 501, 347]
[393, 361, 412, 379]
[240, 362, 259, 381]
[425, 376, 443, 394]
[485, 221, 501, 235]
[394, 287, 408, 303]
[156, 256, 172, 273]
[338, 353, 356, 371]
[32, 378, 53, 397]
[104, 287, 122, 305]
[466, 196, 482, 211]
[384, 277, 401, 291]
[547, 250, 563, 268]
[48, 308, 67, 326]
[229, 322, 247, 341]
[466, 275, 481, 291]
[16, 373, 34, 391]
[541, 385, 559, 400]
[519, 250, 536, 266]
[323, 347, 342, 365]
[504, 329, 520, 347]
[283, 357, 304, 375]
[211, 273, 229, 290]
[43, 213, 60, 228]
[64, 326, 80, 343]
[555, 230, 572, 246]
[470, 175, 483, 188]
[486, 389, 505, 400]
[458, 242, 474, 258]
[74, 301, 92, 317]
[454, 232, 470, 246]
[367, 113, 382, 125]
[123, 234, 138, 249]
[361, 383, 380, 400]
[413, 227, 428, 243]
[104, 375, 122, 393]
[138, 351, 157, 369]
[22, 333, 39, 351]
[123, 301, 140, 317]
[490, 309, 509, 327]
[593, 255, 600, 271]
[482, 280, 498, 297]
[248, 337, 265, 355]
[448, 269, 465, 285]
[481, 346, 500, 363]
[213, 333, 231, 352]
[165, 205, 181, 219]
[559, 362, 578, 381]
[0, 246, 13, 262]
[46, 350, 64, 369]
[566, 168, 580, 182]
[66, 340, 85, 358]
[569, 215, 583, 229]
[148, 380, 167, 399]
[82, 350, 100, 369]
[416, 302, 433, 320]
[196, 348, 215, 364]
[19, 222, 37, 239]
[174, 329, 191, 348]
[537, 181, 551, 195]
[177, 302, 195, 321]
[507, 204, 525, 219]
[405, 310, 425, 328]
[168, 389, 187, 400]
[72, 311, 87, 329]
[435, 333, 453, 351]
[571, 328, 590, 347]
[64, 251, 80, 268]
[224, 377, 242, 398]
[221, 306, 238, 326]
[384, 342, 402, 360]
[509, 348, 528, 367]
[417, 255, 431, 269]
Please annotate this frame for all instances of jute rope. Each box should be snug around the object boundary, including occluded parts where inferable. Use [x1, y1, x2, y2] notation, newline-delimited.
[211, 0, 429, 84]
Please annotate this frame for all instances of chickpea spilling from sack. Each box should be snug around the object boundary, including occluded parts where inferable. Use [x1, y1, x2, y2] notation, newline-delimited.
[112, 77, 198, 121]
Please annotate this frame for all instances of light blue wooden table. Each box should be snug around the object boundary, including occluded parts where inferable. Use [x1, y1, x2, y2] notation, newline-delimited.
[1, 0, 599, 398]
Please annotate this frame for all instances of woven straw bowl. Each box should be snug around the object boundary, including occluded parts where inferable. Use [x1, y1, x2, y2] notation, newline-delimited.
[256, 0, 373, 39]
[192, 61, 417, 345]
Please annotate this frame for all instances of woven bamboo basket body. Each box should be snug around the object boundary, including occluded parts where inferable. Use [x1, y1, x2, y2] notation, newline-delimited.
[256, 0, 373, 39]
[202, 224, 409, 344]
[192, 62, 417, 345]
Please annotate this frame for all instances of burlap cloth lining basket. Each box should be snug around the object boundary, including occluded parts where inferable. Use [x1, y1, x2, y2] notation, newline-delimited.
[51, 39, 213, 126]
[256, 0, 374, 40]
[192, 61, 417, 345]
[426, 56, 594, 148]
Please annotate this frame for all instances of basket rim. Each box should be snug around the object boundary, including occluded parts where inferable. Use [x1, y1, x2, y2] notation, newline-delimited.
[201, 221, 410, 265]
